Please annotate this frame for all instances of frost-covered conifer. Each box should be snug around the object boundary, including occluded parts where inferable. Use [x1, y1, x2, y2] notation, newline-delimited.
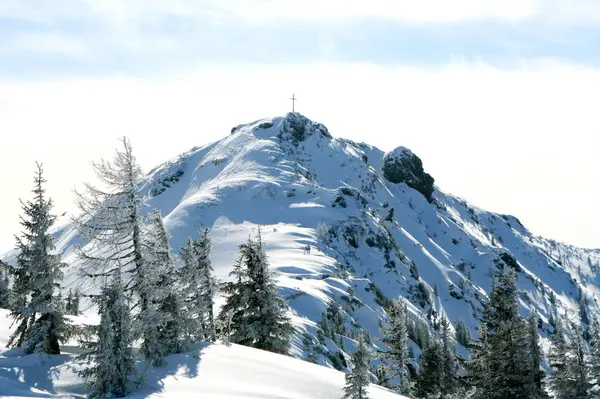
[179, 229, 216, 342]
[379, 299, 411, 395]
[416, 338, 443, 398]
[455, 320, 470, 347]
[526, 310, 547, 398]
[588, 324, 600, 395]
[142, 210, 186, 359]
[78, 277, 136, 398]
[547, 318, 570, 399]
[566, 322, 590, 398]
[8, 163, 68, 354]
[73, 138, 148, 385]
[342, 334, 371, 399]
[218, 228, 293, 354]
[467, 267, 531, 399]
[0, 261, 10, 308]
[440, 317, 457, 396]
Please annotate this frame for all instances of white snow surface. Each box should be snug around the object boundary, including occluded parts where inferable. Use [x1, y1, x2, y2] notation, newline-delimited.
[2, 112, 600, 395]
[0, 310, 405, 399]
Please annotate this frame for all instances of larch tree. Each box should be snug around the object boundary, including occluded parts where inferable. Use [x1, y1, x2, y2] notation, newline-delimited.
[218, 228, 294, 354]
[73, 137, 142, 394]
[8, 163, 68, 354]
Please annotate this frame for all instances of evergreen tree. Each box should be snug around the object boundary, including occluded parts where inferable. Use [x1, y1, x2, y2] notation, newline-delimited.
[218, 228, 294, 354]
[179, 229, 216, 342]
[547, 318, 571, 398]
[343, 334, 371, 399]
[467, 267, 532, 399]
[379, 299, 411, 395]
[440, 317, 457, 396]
[580, 293, 590, 326]
[466, 323, 492, 397]
[526, 310, 547, 398]
[588, 324, 600, 396]
[65, 289, 74, 314]
[567, 322, 591, 398]
[142, 210, 186, 358]
[78, 277, 136, 398]
[8, 163, 68, 354]
[0, 261, 10, 308]
[455, 320, 470, 347]
[65, 289, 80, 316]
[416, 339, 444, 398]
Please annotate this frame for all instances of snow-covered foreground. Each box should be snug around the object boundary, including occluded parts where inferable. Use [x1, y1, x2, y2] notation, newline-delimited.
[0, 310, 405, 399]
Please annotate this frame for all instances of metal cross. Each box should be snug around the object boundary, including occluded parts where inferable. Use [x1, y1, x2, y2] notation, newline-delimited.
[290, 94, 297, 112]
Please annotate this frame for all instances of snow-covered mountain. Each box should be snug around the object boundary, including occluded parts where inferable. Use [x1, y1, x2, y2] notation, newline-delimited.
[4, 112, 600, 376]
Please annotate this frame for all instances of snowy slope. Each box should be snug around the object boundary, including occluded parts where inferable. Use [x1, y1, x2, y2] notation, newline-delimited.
[2, 112, 600, 376]
[0, 310, 405, 399]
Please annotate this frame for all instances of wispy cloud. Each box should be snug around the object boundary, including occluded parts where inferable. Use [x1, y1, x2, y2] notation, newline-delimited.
[0, 1, 599, 79]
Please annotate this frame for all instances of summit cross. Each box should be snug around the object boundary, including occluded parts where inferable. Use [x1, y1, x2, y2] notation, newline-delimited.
[290, 94, 297, 112]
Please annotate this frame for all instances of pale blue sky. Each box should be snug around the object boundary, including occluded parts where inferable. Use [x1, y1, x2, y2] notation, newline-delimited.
[1, 1, 600, 252]
[1, 0, 600, 78]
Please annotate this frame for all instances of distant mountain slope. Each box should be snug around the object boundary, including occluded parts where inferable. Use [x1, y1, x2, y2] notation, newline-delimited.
[3, 112, 600, 372]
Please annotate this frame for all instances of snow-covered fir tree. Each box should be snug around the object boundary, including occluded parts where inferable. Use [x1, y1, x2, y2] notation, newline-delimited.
[78, 276, 136, 399]
[526, 310, 548, 398]
[467, 266, 532, 399]
[180, 228, 216, 343]
[415, 338, 444, 398]
[566, 322, 591, 398]
[7, 163, 68, 354]
[588, 324, 600, 395]
[379, 299, 412, 395]
[455, 320, 470, 348]
[343, 334, 371, 399]
[547, 319, 591, 398]
[440, 317, 457, 396]
[65, 289, 80, 316]
[141, 210, 186, 360]
[466, 323, 491, 395]
[0, 261, 10, 308]
[547, 318, 571, 399]
[218, 228, 294, 355]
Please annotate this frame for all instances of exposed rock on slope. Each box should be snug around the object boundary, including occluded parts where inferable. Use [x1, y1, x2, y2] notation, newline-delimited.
[382, 146, 435, 202]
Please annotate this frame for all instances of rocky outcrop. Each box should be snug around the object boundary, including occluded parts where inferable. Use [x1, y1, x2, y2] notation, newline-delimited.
[277, 112, 332, 144]
[382, 146, 435, 202]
